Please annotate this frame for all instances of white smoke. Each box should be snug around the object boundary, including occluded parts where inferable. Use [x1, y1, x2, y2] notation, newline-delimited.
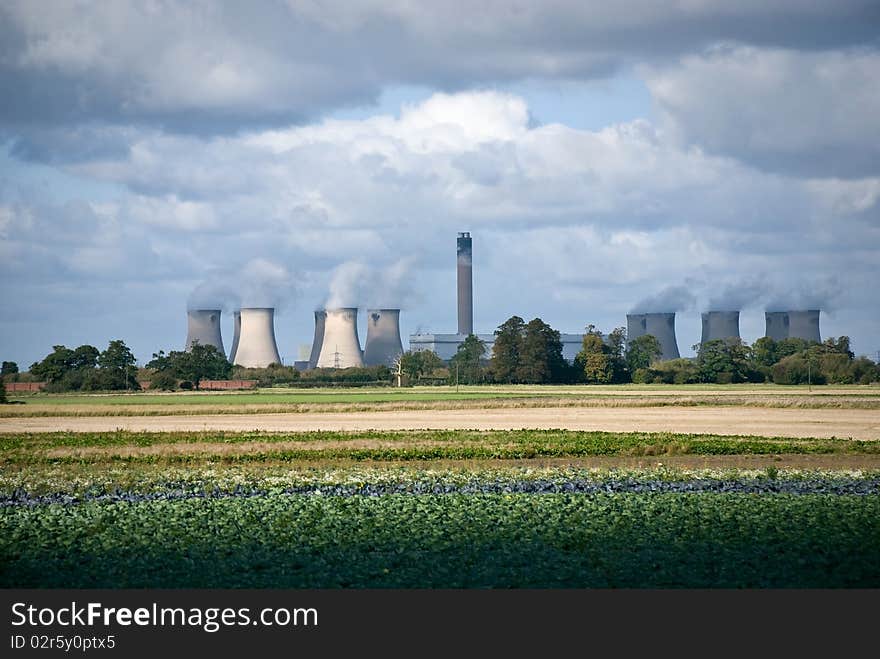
[187, 258, 299, 312]
[325, 257, 418, 309]
[630, 284, 697, 313]
[765, 275, 844, 312]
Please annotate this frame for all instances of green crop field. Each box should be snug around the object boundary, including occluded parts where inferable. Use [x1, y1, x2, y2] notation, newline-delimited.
[3, 425, 878, 588]
[2, 492, 878, 588]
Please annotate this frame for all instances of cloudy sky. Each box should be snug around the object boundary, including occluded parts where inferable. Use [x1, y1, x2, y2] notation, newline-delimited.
[1, 0, 879, 368]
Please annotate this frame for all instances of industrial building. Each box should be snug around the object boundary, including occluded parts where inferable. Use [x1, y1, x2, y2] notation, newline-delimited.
[409, 332, 586, 362]
[409, 231, 589, 363]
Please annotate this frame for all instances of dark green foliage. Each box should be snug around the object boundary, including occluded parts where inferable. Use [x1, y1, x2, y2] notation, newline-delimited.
[147, 341, 231, 389]
[95, 340, 140, 391]
[1, 361, 19, 377]
[149, 371, 178, 391]
[449, 335, 487, 385]
[3, 493, 878, 588]
[398, 350, 444, 384]
[29, 345, 76, 383]
[517, 318, 568, 384]
[694, 338, 762, 384]
[626, 334, 663, 372]
[490, 316, 525, 383]
[298, 365, 395, 387]
[30, 342, 137, 391]
[232, 363, 298, 387]
[4, 429, 877, 465]
[575, 325, 626, 384]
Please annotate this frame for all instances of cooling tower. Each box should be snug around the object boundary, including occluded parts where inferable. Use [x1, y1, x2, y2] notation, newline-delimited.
[316, 308, 364, 368]
[457, 232, 473, 336]
[307, 310, 326, 369]
[787, 310, 821, 343]
[644, 313, 680, 361]
[626, 313, 679, 361]
[233, 308, 282, 368]
[626, 314, 648, 342]
[764, 311, 789, 342]
[228, 310, 241, 362]
[185, 309, 224, 353]
[363, 309, 404, 367]
[701, 311, 741, 343]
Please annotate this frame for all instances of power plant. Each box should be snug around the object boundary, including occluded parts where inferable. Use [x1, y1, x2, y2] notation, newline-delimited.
[363, 309, 404, 367]
[308, 310, 326, 369]
[233, 307, 282, 368]
[316, 308, 364, 368]
[627, 312, 680, 361]
[185, 309, 225, 353]
[410, 231, 588, 362]
[179, 233, 832, 372]
[228, 310, 241, 362]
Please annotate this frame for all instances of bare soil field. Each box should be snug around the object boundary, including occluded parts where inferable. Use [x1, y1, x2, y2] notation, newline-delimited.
[4, 405, 878, 439]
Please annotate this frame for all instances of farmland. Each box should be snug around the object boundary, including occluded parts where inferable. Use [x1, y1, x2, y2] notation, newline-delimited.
[1, 384, 878, 587]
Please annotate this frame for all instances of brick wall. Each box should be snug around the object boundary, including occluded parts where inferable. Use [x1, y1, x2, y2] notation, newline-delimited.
[4, 382, 45, 392]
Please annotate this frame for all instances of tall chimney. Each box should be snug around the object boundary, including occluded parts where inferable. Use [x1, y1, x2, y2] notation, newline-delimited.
[228, 310, 241, 363]
[308, 310, 326, 369]
[363, 309, 404, 367]
[457, 231, 473, 336]
[185, 309, 225, 354]
[233, 307, 282, 368]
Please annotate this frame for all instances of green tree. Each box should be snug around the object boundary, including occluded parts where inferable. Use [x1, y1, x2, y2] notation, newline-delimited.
[1, 361, 18, 377]
[398, 350, 443, 383]
[147, 342, 231, 389]
[750, 336, 778, 368]
[149, 371, 178, 391]
[695, 338, 754, 383]
[607, 327, 628, 383]
[775, 337, 811, 361]
[29, 345, 75, 383]
[576, 325, 613, 384]
[490, 316, 525, 383]
[820, 336, 854, 359]
[449, 335, 487, 385]
[626, 334, 662, 373]
[517, 318, 566, 384]
[96, 339, 139, 391]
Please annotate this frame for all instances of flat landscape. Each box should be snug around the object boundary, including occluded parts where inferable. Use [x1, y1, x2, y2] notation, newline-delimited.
[2, 384, 878, 587]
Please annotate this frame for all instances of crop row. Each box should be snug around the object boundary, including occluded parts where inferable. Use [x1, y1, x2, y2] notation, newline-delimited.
[2, 493, 878, 588]
[2, 430, 878, 465]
